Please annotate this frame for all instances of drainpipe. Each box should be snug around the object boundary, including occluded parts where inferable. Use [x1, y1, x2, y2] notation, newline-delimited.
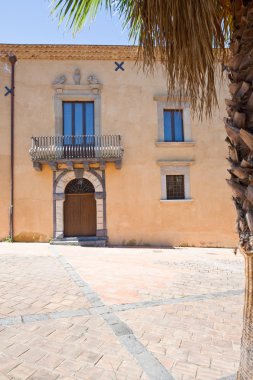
[9, 55, 17, 241]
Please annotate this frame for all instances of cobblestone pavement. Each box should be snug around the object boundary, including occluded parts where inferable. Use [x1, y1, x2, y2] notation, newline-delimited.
[0, 244, 244, 380]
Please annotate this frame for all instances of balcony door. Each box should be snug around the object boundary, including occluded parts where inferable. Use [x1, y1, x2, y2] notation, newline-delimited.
[64, 179, 96, 237]
[63, 102, 95, 157]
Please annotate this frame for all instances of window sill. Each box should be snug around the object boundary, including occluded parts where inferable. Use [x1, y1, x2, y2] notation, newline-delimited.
[160, 199, 193, 203]
[155, 141, 195, 147]
[157, 160, 194, 167]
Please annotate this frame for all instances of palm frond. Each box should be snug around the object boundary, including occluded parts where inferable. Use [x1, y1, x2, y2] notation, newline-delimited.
[50, 0, 233, 117]
[116, 0, 232, 117]
[51, 0, 111, 33]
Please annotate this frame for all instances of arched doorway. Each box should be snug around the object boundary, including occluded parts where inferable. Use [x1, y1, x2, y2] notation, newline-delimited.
[64, 178, 96, 237]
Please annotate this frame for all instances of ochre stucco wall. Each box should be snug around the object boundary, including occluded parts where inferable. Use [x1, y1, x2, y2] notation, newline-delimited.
[0, 55, 237, 246]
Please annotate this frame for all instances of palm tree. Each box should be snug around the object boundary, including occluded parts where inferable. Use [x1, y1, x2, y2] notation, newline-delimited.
[51, 1, 252, 378]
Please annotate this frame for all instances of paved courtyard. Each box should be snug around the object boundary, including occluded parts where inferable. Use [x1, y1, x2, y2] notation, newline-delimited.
[0, 243, 245, 380]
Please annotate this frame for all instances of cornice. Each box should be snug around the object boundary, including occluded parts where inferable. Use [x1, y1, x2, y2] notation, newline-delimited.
[0, 44, 140, 61]
[0, 44, 227, 62]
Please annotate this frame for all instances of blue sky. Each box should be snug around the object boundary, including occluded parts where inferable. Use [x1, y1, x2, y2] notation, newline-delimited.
[1, 1, 132, 45]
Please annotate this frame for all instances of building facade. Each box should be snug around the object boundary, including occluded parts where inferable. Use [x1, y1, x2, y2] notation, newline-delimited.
[0, 44, 237, 247]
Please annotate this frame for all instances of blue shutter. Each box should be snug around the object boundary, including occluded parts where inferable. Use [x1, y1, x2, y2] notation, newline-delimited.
[174, 111, 184, 142]
[74, 103, 83, 136]
[63, 103, 72, 136]
[85, 103, 94, 135]
[164, 111, 172, 142]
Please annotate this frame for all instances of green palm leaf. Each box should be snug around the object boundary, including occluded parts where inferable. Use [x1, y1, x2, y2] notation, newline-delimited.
[50, 0, 232, 116]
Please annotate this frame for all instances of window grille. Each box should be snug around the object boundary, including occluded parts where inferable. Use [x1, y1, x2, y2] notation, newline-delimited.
[65, 178, 95, 194]
[166, 175, 185, 199]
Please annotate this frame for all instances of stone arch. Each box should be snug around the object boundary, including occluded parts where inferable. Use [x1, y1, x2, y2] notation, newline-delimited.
[53, 170, 106, 239]
[56, 170, 103, 193]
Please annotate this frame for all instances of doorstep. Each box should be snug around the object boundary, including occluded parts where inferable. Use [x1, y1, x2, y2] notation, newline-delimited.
[50, 236, 107, 247]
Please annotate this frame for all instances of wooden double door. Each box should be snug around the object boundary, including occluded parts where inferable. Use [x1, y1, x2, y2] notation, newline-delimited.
[64, 193, 96, 237]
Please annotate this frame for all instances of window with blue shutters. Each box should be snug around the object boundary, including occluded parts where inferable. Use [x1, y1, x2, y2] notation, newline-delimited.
[63, 102, 94, 142]
[163, 110, 184, 142]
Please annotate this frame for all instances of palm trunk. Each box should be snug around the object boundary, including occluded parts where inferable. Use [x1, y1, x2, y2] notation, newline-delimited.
[227, 1, 253, 378]
[237, 253, 253, 379]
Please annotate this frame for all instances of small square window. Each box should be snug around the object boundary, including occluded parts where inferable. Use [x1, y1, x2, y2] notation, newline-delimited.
[164, 110, 184, 142]
[166, 175, 185, 199]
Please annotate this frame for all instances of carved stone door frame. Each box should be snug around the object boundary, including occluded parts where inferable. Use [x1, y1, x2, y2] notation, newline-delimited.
[53, 169, 106, 239]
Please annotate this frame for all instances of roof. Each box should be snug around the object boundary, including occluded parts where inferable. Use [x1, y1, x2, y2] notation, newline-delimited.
[0, 44, 139, 61]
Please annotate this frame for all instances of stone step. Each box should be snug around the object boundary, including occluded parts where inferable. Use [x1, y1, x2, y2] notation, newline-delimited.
[50, 237, 107, 247]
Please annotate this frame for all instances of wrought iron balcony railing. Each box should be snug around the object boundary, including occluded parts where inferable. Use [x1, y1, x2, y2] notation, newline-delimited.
[29, 135, 123, 161]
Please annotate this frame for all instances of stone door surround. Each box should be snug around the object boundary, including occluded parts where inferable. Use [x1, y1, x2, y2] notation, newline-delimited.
[53, 169, 106, 239]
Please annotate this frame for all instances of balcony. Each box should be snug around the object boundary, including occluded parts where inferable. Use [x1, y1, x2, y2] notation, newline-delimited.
[29, 135, 123, 171]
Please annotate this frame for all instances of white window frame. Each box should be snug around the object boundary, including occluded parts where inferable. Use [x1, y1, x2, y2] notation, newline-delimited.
[157, 161, 194, 202]
[154, 96, 194, 145]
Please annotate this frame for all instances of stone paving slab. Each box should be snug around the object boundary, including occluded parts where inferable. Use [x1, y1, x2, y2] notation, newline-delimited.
[0, 246, 90, 318]
[0, 316, 147, 380]
[117, 295, 243, 380]
[59, 246, 244, 305]
[0, 243, 245, 379]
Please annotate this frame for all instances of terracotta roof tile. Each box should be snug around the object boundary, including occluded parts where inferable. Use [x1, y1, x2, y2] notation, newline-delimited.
[0, 44, 140, 61]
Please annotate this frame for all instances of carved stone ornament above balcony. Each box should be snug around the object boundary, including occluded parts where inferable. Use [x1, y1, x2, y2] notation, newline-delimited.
[52, 71, 102, 94]
[73, 68, 81, 85]
[52, 75, 66, 85]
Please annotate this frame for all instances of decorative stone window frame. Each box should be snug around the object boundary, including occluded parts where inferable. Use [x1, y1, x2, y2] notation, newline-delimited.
[154, 95, 194, 145]
[53, 169, 106, 239]
[157, 160, 194, 202]
[53, 81, 102, 135]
